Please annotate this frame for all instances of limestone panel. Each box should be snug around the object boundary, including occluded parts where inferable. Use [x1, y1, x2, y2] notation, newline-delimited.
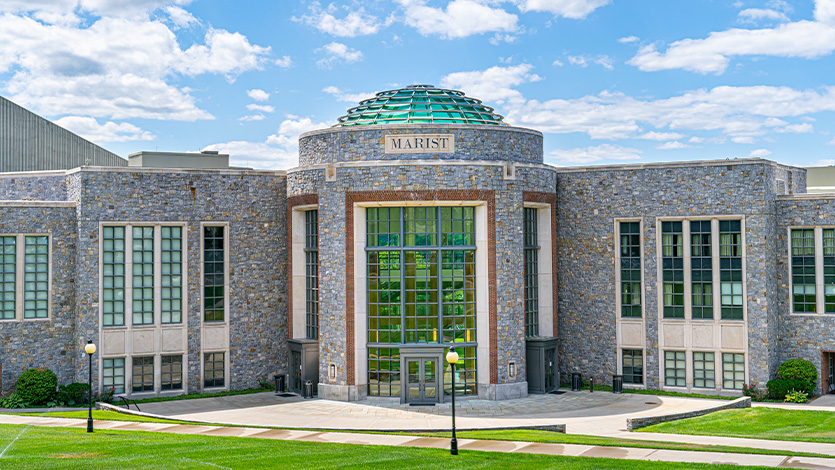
[161, 328, 185, 352]
[721, 324, 745, 350]
[132, 330, 156, 354]
[620, 322, 644, 347]
[204, 325, 228, 350]
[662, 324, 685, 348]
[691, 324, 714, 349]
[102, 330, 126, 356]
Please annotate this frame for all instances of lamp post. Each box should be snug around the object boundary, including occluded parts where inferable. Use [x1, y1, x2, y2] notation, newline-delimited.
[85, 340, 96, 433]
[446, 345, 459, 456]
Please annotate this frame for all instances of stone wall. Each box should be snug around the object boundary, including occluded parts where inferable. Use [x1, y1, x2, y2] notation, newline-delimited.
[626, 396, 750, 430]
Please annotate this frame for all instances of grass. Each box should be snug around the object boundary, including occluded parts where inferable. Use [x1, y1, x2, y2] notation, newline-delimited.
[9, 411, 833, 459]
[639, 407, 835, 443]
[124, 387, 273, 405]
[562, 385, 737, 401]
[0, 423, 778, 469]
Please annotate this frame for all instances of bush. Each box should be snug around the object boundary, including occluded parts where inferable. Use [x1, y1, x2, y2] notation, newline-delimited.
[15, 368, 57, 405]
[767, 378, 807, 400]
[0, 393, 26, 409]
[56, 383, 90, 406]
[785, 389, 809, 403]
[778, 359, 817, 393]
[94, 387, 115, 404]
[742, 383, 769, 402]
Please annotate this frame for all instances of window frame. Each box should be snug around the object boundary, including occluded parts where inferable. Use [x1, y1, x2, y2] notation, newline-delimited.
[201, 223, 229, 324]
[616, 219, 644, 319]
[0, 233, 52, 322]
[692, 351, 716, 389]
[203, 351, 226, 389]
[621, 349, 644, 385]
[305, 210, 319, 340]
[523, 207, 540, 337]
[664, 350, 686, 387]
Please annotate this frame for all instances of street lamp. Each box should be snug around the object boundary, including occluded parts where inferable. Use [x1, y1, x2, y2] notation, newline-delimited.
[446, 345, 459, 456]
[84, 340, 96, 433]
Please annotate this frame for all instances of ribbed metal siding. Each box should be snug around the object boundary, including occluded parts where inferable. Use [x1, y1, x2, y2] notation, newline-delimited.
[0, 96, 127, 172]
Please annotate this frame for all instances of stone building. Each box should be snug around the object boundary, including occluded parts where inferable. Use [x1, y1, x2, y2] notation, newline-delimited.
[0, 85, 833, 402]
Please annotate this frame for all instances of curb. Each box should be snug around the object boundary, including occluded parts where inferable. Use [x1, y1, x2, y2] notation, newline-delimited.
[626, 396, 751, 431]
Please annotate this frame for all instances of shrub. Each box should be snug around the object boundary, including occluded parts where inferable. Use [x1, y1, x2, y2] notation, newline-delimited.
[778, 359, 817, 393]
[94, 387, 115, 404]
[767, 378, 807, 400]
[742, 383, 769, 402]
[15, 368, 57, 405]
[0, 393, 26, 409]
[56, 383, 90, 406]
[785, 389, 809, 403]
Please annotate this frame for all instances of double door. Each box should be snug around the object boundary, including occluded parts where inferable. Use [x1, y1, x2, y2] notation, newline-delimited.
[406, 358, 439, 404]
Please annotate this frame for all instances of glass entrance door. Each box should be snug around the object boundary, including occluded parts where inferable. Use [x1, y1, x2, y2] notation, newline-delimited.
[544, 348, 556, 392]
[406, 358, 439, 404]
[829, 353, 834, 393]
[290, 350, 302, 393]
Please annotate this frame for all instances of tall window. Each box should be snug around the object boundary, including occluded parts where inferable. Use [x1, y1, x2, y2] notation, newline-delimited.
[622, 349, 643, 384]
[619, 222, 641, 318]
[0, 236, 15, 320]
[691, 221, 713, 319]
[102, 227, 126, 326]
[791, 228, 816, 313]
[825, 229, 835, 313]
[693, 352, 715, 388]
[305, 210, 319, 340]
[664, 350, 686, 386]
[23, 236, 49, 319]
[366, 206, 477, 397]
[160, 227, 183, 324]
[523, 208, 539, 337]
[102, 358, 125, 394]
[203, 226, 226, 322]
[204, 352, 225, 388]
[161, 355, 183, 390]
[132, 227, 154, 325]
[722, 353, 745, 390]
[132, 356, 154, 392]
[662, 222, 684, 319]
[719, 220, 743, 320]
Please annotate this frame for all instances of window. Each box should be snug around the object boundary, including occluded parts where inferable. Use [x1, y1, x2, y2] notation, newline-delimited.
[305, 210, 319, 339]
[791, 228, 816, 313]
[132, 356, 154, 393]
[160, 227, 183, 324]
[0, 236, 15, 320]
[719, 220, 743, 320]
[722, 353, 745, 390]
[161, 355, 183, 391]
[662, 222, 684, 319]
[619, 222, 641, 318]
[23, 236, 49, 319]
[132, 227, 154, 325]
[103, 358, 125, 394]
[690, 221, 713, 319]
[102, 227, 126, 326]
[664, 351, 686, 387]
[825, 229, 835, 313]
[366, 206, 477, 397]
[523, 207, 539, 337]
[203, 226, 226, 322]
[622, 349, 643, 385]
[693, 352, 715, 388]
[204, 352, 225, 388]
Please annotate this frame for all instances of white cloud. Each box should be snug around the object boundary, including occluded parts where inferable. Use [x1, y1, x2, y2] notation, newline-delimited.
[629, 0, 835, 74]
[54, 115, 155, 142]
[689, 136, 705, 143]
[516, 0, 611, 19]
[295, 3, 380, 37]
[0, 13, 269, 120]
[164, 5, 198, 28]
[732, 136, 756, 144]
[275, 55, 293, 68]
[397, 0, 518, 39]
[656, 141, 689, 150]
[637, 131, 686, 141]
[247, 89, 270, 101]
[80, 0, 193, 18]
[749, 148, 772, 156]
[323, 86, 375, 103]
[775, 123, 814, 133]
[828, 137, 835, 145]
[618, 35, 639, 43]
[567, 54, 613, 70]
[567, 55, 587, 66]
[238, 114, 265, 122]
[316, 42, 363, 68]
[552, 59, 564, 66]
[738, 8, 790, 24]
[440, 63, 541, 104]
[266, 115, 330, 148]
[247, 104, 274, 113]
[548, 143, 641, 165]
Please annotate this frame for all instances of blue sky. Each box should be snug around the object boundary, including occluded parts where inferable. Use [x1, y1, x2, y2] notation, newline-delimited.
[1, 0, 833, 169]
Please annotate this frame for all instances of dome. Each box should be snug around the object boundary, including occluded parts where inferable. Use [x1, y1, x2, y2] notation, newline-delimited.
[334, 84, 506, 127]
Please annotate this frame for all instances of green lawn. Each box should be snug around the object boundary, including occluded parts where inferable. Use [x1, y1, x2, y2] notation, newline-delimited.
[11, 410, 193, 425]
[0, 424, 776, 470]
[639, 408, 835, 443]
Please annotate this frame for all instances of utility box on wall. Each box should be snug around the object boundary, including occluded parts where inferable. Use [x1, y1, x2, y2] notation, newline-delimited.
[288, 339, 319, 396]
[526, 337, 559, 394]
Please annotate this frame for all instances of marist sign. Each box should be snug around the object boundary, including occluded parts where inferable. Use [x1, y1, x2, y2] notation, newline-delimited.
[384, 134, 454, 154]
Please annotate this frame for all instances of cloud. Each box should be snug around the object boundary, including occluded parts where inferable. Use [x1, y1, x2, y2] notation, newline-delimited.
[637, 131, 686, 141]
[238, 114, 265, 122]
[567, 54, 613, 70]
[656, 141, 689, 150]
[295, 3, 381, 37]
[618, 35, 639, 43]
[828, 137, 835, 145]
[732, 136, 755, 144]
[629, 0, 835, 74]
[0, 13, 269, 121]
[247, 89, 270, 101]
[54, 115, 155, 142]
[397, 0, 518, 39]
[275, 55, 293, 68]
[323, 86, 375, 103]
[247, 104, 274, 113]
[548, 143, 641, 165]
[316, 42, 363, 68]
[552, 59, 564, 66]
[516, 0, 611, 19]
[266, 115, 330, 147]
[164, 5, 198, 28]
[749, 148, 772, 157]
[440, 63, 541, 104]
[738, 8, 789, 24]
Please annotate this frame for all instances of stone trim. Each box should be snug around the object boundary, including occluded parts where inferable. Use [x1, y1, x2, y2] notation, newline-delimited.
[286, 160, 557, 174]
[300, 123, 543, 139]
[555, 158, 801, 174]
[287, 194, 319, 339]
[345, 190, 498, 386]
[0, 201, 75, 207]
[65, 166, 285, 177]
[626, 396, 750, 431]
[523, 191, 558, 337]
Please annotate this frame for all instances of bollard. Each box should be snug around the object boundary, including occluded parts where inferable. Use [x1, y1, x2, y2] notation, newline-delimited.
[304, 380, 313, 399]
[613, 375, 623, 394]
[589, 377, 594, 393]
[571, 372, 582, 391]
[275, 374, 286, 394]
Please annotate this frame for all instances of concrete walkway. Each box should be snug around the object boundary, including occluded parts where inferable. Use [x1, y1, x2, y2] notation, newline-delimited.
[1, 413, 834, 469]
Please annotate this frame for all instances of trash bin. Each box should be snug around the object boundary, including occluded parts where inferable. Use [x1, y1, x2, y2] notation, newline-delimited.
[571, 372, 582, 391]
[612, 375, 623, 394]
[304, 380, 313, 399]
[275, 374, 286, 394]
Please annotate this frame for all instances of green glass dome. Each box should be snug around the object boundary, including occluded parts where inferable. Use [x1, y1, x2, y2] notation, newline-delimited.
[334, 84, 506, 127]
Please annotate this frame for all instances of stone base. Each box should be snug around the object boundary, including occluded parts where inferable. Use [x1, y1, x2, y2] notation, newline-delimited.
[478, 382, 528, 400]
[317, 383, 365, 401]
